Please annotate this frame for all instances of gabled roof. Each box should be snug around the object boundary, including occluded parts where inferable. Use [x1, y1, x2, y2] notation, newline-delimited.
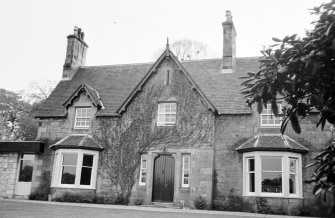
[236, 134, 309, 153]
[35, 51, 259, 118]
[63, 82, 103, 108]
[117, 45, 217, 114]
[50, 134, 103, 151]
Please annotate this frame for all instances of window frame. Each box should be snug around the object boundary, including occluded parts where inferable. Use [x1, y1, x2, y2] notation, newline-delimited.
[74, 107, 91, 129]
[260, 103, 282, 127]
[243, 151, 302, 198]
[51, 149, 99, 189]
[139, 154, 147, 186]
[157, 102, 177, 126]
[182, 155, 191, 188]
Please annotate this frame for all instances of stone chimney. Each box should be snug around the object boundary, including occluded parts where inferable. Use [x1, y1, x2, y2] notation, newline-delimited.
[62, 26, 88, 80]
[221, 10, 236, 73]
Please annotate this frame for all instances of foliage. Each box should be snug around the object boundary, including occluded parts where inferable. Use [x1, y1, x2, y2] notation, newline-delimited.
[154, 39, 216, 61]
[305, 136, 335, 201]
[29, 171, 51, 201]
[53, 192, 95, 203]
[94, 85, 171, 204]
[240, 1, 335, 134]
[239, 0, 335, 208]
[193, 196, 208, 210]
[212, 199, 227, 211]
[0, 88, 38, 140]
[133, 198, 143, 205]
[20, 79, 58, 104]
[256, 197, 272, 214]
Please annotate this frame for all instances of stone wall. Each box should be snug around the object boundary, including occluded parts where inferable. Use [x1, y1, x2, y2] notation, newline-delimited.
[213, 105, 333, 216]
[0, 152, 19, 198]
[96, 58, 215, 205]
[35, 92, 99, 196]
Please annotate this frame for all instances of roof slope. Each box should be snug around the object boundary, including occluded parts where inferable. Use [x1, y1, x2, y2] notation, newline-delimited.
[236, 134, 309, 153]
[182, 57, 259, 114]
[50, 134, 103, 151]
[36, 57, 259, 117]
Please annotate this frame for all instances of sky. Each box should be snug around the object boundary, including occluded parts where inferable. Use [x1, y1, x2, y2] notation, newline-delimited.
[0, 0, 325, 93]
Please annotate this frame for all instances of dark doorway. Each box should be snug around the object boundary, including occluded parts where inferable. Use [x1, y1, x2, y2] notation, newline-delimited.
[152, 155, 175, 202]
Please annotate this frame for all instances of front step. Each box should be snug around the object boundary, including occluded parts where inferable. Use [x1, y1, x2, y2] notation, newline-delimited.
[151, 202, 180, 209]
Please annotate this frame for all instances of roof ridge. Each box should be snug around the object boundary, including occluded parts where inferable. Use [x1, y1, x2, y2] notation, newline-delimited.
[80, 62, 155, 68]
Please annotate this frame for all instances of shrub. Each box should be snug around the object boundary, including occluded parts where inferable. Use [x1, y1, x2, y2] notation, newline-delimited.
[133, 198, 143, 205]
[29, 171, 51, 201]
[193, 196, 207, 210]
[212, 199, 227, 211]
[29, 192, 49, 201]
[53, 192, 95, 203]
[256, 197, 272, 214]
[114, 194, 129, 205]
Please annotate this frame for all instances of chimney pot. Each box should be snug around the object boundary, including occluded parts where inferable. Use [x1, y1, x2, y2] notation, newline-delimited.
[226, 10, 232, 22]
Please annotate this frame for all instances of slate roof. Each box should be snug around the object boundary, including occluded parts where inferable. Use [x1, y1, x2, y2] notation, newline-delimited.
[35, 57, 259, 117]
[236, 134, 309, 153]
[50, 134, 103, 151]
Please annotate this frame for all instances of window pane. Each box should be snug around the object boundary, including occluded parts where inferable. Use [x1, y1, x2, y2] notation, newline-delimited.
[184, 170, 189, 178]
[289, 158, 297, 174]
[289, 174, 296, 194]
[184, 178, 189, 185]
[261, 156, 282, 171]
[18, 160, 34, 182]
[83, 155, 93, 167]
[63, 153, 78, 166]
[249, 173, 255, 192]
[61, 166, 76, 184]
[262, 172, 282, 193]
[80, 167, 92, 185]
[248, 158, 254, 172]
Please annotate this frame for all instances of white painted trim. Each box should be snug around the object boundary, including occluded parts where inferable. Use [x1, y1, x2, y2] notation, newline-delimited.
[74, 107, 91, 129]
[242, 151, 302, 198]
[260, 103, 282, 127]
[139, 155, 147, 186]
[181, 155, 190, 188]
[51, 149, 99, 189]
[157, 103, 177, 126]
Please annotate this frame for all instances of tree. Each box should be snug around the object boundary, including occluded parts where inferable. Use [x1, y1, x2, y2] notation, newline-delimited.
[240, 0, 335, 210]
[154, 39, 217, 61]
[20, 79, 58, 104]
[0, 89, 37, 140]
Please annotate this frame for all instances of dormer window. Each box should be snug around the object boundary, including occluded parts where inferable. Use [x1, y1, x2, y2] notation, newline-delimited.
[260, 103, 282, 127]
[74, 107, 91, 129]
[157, 103, 177, 126]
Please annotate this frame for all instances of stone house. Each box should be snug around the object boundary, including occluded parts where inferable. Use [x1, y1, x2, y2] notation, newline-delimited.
[0, 11, 332, 216]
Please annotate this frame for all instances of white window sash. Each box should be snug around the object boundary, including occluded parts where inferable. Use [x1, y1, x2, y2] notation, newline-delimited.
[243, 152, 302, 198]
[182, 155, 190, 188]
[139, 155, 147, 186]
[260, 103, 282, 127]
[157, 103, 177, 126]
[74, 108, 91, 129]
[52, 149, 98, 189]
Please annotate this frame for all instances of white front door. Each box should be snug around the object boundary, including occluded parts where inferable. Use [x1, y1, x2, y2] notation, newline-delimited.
[15, 154, 35, 196]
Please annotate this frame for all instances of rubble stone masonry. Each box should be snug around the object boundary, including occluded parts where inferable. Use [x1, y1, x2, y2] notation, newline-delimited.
[0, 152, 19, 198]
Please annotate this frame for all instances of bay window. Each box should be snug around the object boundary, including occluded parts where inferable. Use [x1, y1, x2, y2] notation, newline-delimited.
[52, 149, 98, 189]
[243, 152, 302, 198]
